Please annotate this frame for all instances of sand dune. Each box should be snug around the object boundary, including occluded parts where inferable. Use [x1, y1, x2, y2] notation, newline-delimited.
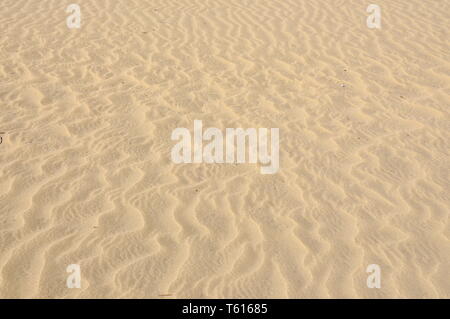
[0, 0, 449, 298]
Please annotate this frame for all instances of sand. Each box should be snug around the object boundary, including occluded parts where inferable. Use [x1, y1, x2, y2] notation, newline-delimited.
[0, 0, 449, 299]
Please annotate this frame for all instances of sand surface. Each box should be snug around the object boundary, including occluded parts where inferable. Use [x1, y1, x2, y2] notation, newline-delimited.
[0, 0, 449, 298]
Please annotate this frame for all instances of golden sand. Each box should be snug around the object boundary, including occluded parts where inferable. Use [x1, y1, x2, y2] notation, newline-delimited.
[0, 0, 449, 298]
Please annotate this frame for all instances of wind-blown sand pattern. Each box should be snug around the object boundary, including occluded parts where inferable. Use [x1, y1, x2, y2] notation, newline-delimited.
[0, 0, 449, 298]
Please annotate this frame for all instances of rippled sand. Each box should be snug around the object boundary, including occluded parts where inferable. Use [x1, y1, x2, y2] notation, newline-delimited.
[0, 0, 449, 298]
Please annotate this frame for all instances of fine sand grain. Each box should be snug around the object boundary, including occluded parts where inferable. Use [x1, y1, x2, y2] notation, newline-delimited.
[0, 0, 449, 298]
